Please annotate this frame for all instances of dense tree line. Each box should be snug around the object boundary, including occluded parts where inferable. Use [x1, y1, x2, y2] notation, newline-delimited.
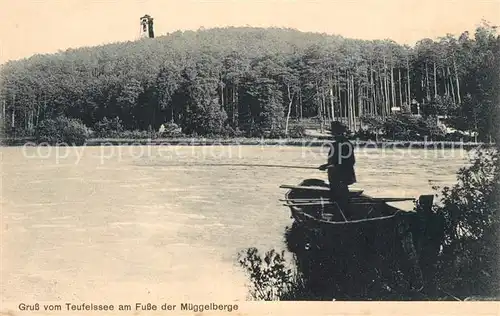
[1, 24, 498, 139]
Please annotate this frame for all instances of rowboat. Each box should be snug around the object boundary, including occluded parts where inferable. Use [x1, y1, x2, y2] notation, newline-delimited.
[280, 178, 443, 299]
[280, 178, 433, 228]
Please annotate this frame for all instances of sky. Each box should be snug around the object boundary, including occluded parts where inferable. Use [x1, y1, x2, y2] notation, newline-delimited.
[1, 0, 499, 65]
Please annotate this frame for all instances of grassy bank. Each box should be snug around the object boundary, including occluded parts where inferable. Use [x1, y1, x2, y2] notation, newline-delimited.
[1, 136, 494, 149]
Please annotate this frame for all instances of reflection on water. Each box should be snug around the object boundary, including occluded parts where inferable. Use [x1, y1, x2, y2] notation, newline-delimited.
[1, 146, 468, 304]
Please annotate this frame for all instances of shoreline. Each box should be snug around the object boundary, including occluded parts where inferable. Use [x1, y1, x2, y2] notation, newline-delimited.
[0, 137, 494, 149]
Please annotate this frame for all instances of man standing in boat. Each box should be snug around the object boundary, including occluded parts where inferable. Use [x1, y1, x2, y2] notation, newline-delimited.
[319, 121, 357, 216]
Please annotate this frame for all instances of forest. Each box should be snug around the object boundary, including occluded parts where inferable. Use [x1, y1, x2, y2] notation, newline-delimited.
[0, 23, 498, 141]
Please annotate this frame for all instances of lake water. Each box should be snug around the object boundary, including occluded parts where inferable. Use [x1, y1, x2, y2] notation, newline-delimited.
[1, 144, 471, 307]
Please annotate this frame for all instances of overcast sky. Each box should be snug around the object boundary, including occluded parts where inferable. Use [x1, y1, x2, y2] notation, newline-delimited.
[1, 0, 499, 65]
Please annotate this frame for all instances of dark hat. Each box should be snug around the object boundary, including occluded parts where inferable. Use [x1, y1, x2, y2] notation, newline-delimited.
[330, 121, 348, 135]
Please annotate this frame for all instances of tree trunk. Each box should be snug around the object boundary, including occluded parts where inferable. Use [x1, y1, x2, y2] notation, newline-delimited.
[317, 82, 324, 133]
[407, 57, 411, 108]
[365, 71, 369, 115]
[378, 68, 384, 117]
[171, 104, 174, 123]
[337, 70, 345, 121]
[345, 74, 349, 129]
[329, 78, 335, 120]
[41, 93, 47, 124]
[284, 85, 294, 136]
[11, 107, 15, 128]
[229, 85, 233, 125]
[31, 110, 34, 131]
[444, 68, 449, 96]
[2, 100, 5, 124]
[425, 62, 430, 102]
[452, 57, 461, 104]
[351, 75, 356, 130]
[433, 62, 438, 98]
[403, 80, 407, 108]
[151, 104, 156, 135]
[381, 72, 385, 116]
[398, 68, 403, 107]
[383, 57, 389, 115]
[316, 82, 321, 117]
[362, 86, 365, 115]
[11, 94, 15, 128]
[36, 100, 40, 126]
[346, 73, 351, 130]
[294, 91, 298, 118]
[385, 71, 390, 115]
[357, 79, 363, 131]
[299, 88, 303, 120]
[322, 89, 328, 121]
[391, 66, 396, 108]
[371, 68, 376, 115]
[420, 76, 424, 104]
[375, 69, 379, 116]
[220, 79, 224, 110]
[348, 76, 351, 130]
[233, 85, 239, 127]
[448, 67, 456, 104]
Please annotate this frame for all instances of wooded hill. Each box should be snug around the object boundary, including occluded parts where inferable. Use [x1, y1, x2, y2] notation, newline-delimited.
[1, 24, 498, 140]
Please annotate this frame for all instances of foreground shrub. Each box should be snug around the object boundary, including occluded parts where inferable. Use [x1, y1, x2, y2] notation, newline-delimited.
[35, 116, 91, 145]
[434, 148, 500, 299]
[237, 248, 308, 300]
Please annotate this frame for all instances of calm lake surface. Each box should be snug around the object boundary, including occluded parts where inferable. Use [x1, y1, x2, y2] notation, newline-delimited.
[1, 145, 471, 304]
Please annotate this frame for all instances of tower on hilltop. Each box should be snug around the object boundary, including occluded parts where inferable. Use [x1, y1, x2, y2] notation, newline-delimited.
[140, 14, 154, 38]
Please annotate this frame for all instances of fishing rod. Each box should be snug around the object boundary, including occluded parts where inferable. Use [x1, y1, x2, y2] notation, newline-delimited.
[137, 162, 321, 170]
[189, 163, 321, 169]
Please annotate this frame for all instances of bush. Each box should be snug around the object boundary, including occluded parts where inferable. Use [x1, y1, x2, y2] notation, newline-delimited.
[93, 116, 124, 137]
[222, 126, 244, 138]
[444, 131, 475, 142]
[158, 122, 183, 137]
[353, 129, 378, 141]
[184, 100, 228, 136]
[288, 123, 306, 138]
[434, 148, 500, 299]
[35, 116, 91, 145]
[360, 115, 384, 133]
[424, 95, 458, 116]
[361, 114, 447, 141]
[268, 128, 286, 139]
[115, 130, 153, 139]
[237, 248, 308, 300]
